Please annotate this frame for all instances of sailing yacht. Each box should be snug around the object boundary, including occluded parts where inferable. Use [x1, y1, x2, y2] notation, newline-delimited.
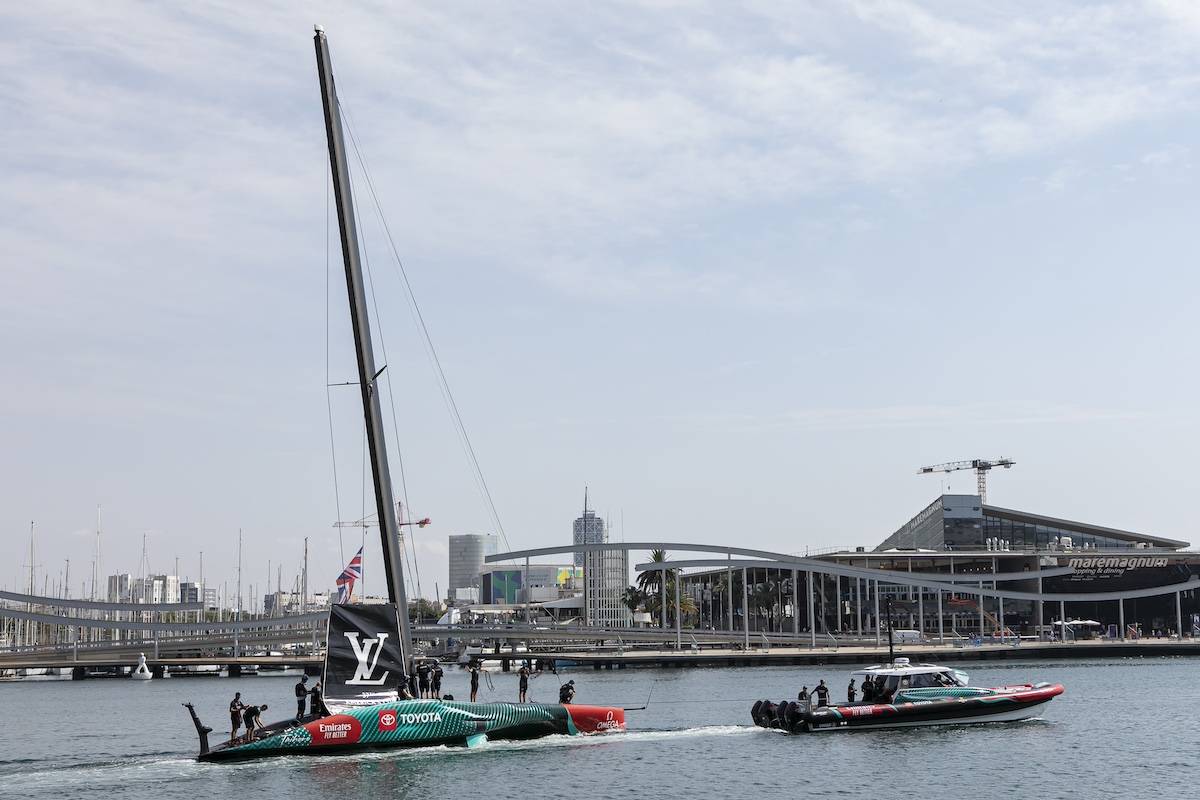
[183, 27, 625, 761]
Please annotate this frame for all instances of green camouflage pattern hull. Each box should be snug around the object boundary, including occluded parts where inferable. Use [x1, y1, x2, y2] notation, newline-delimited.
[194, 699, 624, 762]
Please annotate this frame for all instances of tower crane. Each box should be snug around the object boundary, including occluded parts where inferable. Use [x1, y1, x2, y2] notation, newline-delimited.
[334, 503, 430, 551]
[917, 458, 1014, 504]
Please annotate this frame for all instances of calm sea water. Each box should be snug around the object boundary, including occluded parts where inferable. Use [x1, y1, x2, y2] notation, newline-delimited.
[2, 657, 1195, 799]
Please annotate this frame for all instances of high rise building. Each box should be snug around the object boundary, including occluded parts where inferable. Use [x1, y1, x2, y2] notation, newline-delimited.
[448, 534, 497, 604]
[107, 573, 131, 603]
[573, 495, 631, 627]
[573, 503, 605, 567]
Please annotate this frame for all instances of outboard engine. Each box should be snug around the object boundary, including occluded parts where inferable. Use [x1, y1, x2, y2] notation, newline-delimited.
[752, 699, 776, 728]
[773, 700, 789, 728]
[784, 701, 805, 733]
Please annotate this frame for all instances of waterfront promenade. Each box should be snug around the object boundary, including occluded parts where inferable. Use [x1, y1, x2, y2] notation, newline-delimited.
[5, 629, 1196, 678]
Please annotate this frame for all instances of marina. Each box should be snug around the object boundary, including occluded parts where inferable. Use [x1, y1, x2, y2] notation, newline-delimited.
[6, 6, 1200, 799]
[3, 656, 1196, 800]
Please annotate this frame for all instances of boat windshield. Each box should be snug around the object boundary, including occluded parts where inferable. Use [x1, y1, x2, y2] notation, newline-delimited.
[883, 670, 965, 693]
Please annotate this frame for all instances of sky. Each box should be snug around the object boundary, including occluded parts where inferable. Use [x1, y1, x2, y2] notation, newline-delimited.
[4, 1, 1200, 607]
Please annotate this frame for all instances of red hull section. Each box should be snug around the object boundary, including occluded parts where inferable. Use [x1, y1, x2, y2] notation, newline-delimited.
[566, 704, 626, 733]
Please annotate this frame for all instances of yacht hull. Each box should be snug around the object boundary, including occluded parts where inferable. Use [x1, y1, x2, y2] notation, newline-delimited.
[752, 683, 1064, 733]
[189, 699, 624, 762]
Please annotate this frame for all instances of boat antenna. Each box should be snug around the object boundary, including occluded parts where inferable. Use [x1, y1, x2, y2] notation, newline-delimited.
[886, 597, 895, 664]
[314, 25, 414, 670]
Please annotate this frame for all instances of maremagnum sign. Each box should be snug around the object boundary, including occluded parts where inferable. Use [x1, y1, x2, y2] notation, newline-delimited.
[1065, 556, 1171, 582]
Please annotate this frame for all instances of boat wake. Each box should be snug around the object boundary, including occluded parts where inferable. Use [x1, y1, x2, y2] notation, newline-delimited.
[3, 753, 197, 795]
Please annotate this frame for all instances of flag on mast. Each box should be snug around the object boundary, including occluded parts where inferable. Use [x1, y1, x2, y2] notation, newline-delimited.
[336, 547, 363, 604]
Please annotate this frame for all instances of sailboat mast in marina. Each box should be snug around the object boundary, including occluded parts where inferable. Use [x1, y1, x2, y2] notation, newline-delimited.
[313, 25, 414, 668]
[182, 28, 625, 760]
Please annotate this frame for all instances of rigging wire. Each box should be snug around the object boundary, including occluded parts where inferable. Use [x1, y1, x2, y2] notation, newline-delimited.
[325, 170, 346, 573]
[334, 85, 512, 556]
[351, 199, 423, 603]
[330, 76, 426, 600]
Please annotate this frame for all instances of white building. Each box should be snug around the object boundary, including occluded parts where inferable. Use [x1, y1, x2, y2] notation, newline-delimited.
[106, 573, 131, 603]
[448, 534, 498, 604]
[572, 501, 631, 627]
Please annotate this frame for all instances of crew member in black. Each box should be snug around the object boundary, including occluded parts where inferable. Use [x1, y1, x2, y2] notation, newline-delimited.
[797, 686, 809, 705]
[861, 677, 875, 703]
[814, 679, 830, 707]
[558, 679, 575, 704]
[229, 692, 245, 742]
[431, 663, 444, 699]
[417, 660, 432, 698]
[295, 675, 310, 721]
[468, 662, 481, 702]
[243, 703, 267, 742]
[874, 675, 887, 702]
[310, 680, 329, 716]
[518, 663, 530, 703]
[847, 679, 857, 703]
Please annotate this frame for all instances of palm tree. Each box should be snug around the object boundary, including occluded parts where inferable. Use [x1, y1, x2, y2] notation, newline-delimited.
[669, 586, 699, 627]
[637, 550, 672, 628]
[636, 550, 671, 595]
[752, 580, 779, 632]
[621, 586, 646, 614]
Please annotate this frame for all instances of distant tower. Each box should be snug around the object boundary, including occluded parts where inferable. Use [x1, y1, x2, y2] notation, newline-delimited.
[572, 489, 630, 627]
[448, 534, 497, 605]
[572, 488, 606, 567]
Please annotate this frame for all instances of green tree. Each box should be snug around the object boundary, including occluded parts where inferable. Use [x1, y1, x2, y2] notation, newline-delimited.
[622, 586, 647, 614]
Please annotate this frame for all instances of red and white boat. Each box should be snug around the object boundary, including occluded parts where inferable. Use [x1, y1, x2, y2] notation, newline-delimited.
[752, 657, 1063, 733]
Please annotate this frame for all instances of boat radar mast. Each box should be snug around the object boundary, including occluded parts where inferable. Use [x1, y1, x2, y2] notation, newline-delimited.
[313, 24, 413, 669]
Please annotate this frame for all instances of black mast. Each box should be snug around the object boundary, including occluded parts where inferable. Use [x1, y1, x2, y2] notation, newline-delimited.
[313, 25, 413, 669]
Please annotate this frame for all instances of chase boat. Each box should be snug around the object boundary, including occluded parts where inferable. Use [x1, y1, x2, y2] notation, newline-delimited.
[751, 657, 1063, 733]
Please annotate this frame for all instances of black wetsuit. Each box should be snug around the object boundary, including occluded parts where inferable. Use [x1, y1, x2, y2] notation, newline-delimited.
[559, 683, 574, 704]
[417, 662, 431, 696]
[310, 686, 328, 716]
[295, 680, 309, 719]
[431, 665, 443, 696]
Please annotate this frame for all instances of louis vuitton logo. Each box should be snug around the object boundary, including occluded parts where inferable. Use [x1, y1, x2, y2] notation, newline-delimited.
[344, 632, 390, 685]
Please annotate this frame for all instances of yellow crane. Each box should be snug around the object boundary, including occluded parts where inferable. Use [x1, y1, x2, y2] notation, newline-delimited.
[917, 458, 1014, 504]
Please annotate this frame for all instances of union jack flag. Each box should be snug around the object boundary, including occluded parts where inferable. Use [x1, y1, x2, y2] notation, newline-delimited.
[336, 547, 363, 604]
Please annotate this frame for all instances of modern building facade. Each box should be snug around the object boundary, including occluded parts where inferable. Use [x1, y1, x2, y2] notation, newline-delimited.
[878, 494, 1188, 553]
[655, 493, 1199, 640]
[479, 564, 580, 605]
[448, 534, 498, 605]
[572, 501, 631, 627]
[815, 494, 1199, 637]
[572, 506, 605, 567]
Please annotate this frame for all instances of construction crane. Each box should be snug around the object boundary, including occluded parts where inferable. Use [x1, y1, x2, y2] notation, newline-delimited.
[917, 458, 1014, 504]
[334, 503, 431, 547]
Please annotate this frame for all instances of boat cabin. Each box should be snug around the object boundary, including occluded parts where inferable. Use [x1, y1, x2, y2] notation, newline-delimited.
[851, 657, 969, 699]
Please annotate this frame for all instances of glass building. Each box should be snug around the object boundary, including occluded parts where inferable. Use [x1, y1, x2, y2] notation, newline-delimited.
[877, 495, 1188, 553]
